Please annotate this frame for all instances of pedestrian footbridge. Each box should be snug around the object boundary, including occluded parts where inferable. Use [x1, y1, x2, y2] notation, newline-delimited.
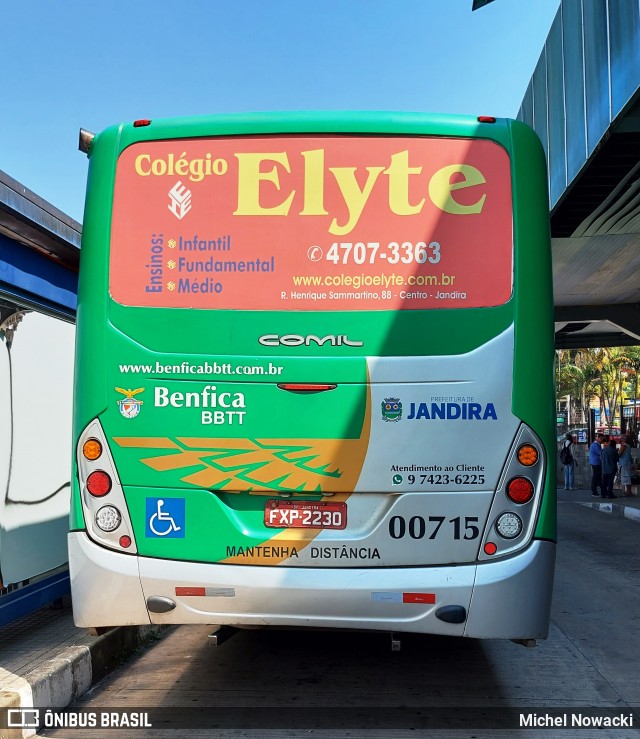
[518, 0, 640, 348]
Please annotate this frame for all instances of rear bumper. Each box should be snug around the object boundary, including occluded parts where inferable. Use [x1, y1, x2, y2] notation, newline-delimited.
[69, 532, 555, 639]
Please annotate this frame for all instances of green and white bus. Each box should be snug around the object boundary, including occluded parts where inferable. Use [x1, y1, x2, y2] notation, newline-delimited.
[70, 112, 555, 640]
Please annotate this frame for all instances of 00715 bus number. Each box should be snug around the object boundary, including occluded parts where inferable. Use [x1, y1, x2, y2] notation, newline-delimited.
[389, 515, 480, 540]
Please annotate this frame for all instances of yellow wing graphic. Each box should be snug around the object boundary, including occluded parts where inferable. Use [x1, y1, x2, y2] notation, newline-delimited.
[115, 387, 145, 399]
[113, 436, 365, 495]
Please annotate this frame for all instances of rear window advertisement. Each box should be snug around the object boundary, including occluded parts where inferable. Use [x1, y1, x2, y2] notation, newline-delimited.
[110, 136, 513, 311]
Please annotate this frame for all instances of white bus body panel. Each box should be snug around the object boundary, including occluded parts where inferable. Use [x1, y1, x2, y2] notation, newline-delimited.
[69, 532, 554, 639]
[69, 533, 150, 626]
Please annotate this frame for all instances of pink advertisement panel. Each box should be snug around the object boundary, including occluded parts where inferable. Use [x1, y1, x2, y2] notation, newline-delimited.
[110, 135, 512, 310]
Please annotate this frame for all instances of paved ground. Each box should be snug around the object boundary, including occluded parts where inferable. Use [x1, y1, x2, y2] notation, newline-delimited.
[1, 485, 639, 737]
[556, 483, 640, 521]
[0, 598, 78, 681]
[0, 600, 161, 739]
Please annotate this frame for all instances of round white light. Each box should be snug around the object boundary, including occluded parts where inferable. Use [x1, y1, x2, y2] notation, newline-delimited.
[96, 505, 122, 532]
[495, 512, 523, 539]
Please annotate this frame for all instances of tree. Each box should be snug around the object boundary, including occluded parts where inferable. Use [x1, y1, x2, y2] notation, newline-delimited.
[621, 346, 640, 435]
[555, 346, 640, 428]
[596, 348, 631, 427]
[556, 349, 601, 424]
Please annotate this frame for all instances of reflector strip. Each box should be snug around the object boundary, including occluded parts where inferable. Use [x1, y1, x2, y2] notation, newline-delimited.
[175, 587, 236, 597]
[402, 592, 436, 604]
[371, 592, 436, 604]
[176, 587, 205, 596]
[371, 592, 402, 603]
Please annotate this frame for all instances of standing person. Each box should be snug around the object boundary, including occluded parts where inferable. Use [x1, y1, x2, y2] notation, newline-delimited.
[618, 434, 633, 497]
[589, 433, 604, 497]
[560, 432, 575, 490]
[601, 438, 619, 499]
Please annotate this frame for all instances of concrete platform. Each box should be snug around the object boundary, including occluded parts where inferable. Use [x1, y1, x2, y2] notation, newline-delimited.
[1, 486, 639, 737]
[0, 598, 163, 738]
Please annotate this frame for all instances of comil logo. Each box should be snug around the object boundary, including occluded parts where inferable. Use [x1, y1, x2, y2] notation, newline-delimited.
[259, 334, 363, 347]
[168, 181, 192, 219]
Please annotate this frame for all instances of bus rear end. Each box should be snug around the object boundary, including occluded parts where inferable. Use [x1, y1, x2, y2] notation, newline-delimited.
[70, 113, 555, 640]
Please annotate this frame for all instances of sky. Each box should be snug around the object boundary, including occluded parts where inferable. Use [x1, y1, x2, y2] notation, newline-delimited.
[2, 0, 560, 224]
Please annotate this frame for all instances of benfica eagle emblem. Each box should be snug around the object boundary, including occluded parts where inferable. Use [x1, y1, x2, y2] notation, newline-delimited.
[115, 387, 145, 419]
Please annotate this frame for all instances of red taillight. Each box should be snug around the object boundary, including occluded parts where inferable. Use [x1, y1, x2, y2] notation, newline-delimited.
[277, 383, 337, 393]
[506, 476, 534, 504]
[86, 470, 112, 497]
[119, 535, 132, 548]
[133, 119, 152, 127]
[484, 542, 498, 555]
[478, 116, 496, 123]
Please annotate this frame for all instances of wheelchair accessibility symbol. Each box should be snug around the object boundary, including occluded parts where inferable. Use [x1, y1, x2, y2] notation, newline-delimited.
[145, 498, 185, 538]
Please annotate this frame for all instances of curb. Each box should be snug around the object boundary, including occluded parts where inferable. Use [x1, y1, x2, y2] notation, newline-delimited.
[0, 625, 165, 739]
[577, 500, 640, 524]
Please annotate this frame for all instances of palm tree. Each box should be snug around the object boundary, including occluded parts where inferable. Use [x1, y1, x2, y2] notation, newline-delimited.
[621, 346, 640, 436]
[556, 350, 578, 423]
[595, 347, 631, 427]
[556, 348, 601, 424]
[575, 351, 602, 423]
[555, 346, 640, 431]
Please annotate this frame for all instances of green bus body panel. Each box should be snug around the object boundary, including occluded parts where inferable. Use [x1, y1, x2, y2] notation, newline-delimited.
[508, 119, 556, 540]
[72, 112, 555, 547]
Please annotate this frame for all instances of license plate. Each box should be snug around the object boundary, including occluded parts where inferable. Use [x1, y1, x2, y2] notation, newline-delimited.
[264, 500, 347, 529]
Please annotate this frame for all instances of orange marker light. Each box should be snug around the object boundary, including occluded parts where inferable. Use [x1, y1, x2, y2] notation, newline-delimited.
[82, 439, 103, 461]
[517, 444, 539, 466]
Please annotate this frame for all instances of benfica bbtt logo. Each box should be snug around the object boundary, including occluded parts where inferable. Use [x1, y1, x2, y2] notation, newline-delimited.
[115, 387, 145, 418]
